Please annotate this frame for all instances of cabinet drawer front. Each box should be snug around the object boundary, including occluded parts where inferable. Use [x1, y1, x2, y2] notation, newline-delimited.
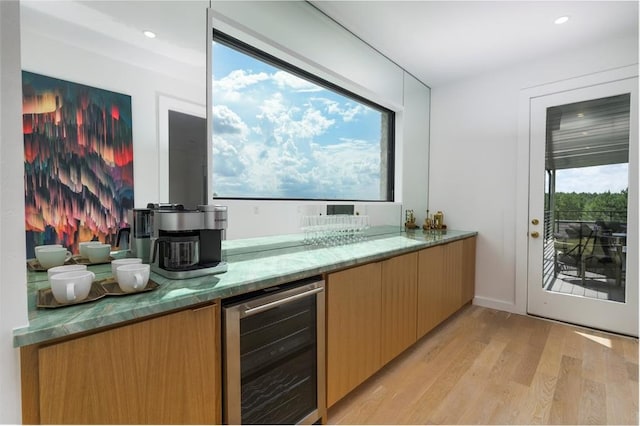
[417, 245, 445, 338]
[443, 240, 464, 317]
[38, 304, 219, 425]
[326, 263, 382, 407]
[381, 252, 418, 365]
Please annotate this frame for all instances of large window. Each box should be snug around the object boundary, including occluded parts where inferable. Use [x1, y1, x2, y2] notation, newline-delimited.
[211, 31, 394, 201]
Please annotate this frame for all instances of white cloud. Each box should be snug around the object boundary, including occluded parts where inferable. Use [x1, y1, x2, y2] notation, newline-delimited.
[313, 97, 367, 122]
[251, 126, 263, 135]
[288, 108, 334, 139]
[216, 69, 269, 91]
[214, 101, 372, 198]
[273, 71, 324, 93]
[211, 67, 382, 199]
[307, 138, 381, 198]
[213, 131, 381, 199]
[555, 164, 629, 193]
[212, 135, 246, 178]
[213, 69, 270, 102]
[230, 140, 309, 197]
[214, 69, 320, 94]
[341, 105, 365, 122]
[258, 92, 287, 122]
[257, 93, 335, 143]
[212, 105, 249, 137]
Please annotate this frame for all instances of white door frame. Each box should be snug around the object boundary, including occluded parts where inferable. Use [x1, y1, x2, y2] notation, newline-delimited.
[515, 65, 639, 334]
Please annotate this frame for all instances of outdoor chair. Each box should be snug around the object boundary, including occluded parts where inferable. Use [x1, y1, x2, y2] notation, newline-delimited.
[554, 223, 593, 277]
[581, 226, 624, 286]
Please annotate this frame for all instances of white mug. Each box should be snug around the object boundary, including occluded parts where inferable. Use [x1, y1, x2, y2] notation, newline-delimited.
[49, 270, 95, 303]
[36, 247, 73, 269]
[116, 264, 150, 293]
[78, 241, 103, 258]
[111, 258, 143, 277]
[47, 264, 87, 281]
[85, 243, 112, 263]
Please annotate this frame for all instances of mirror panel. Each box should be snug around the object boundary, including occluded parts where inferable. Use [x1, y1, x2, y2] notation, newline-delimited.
[20, 0, 209, 206]
[20, 0, 209, 254]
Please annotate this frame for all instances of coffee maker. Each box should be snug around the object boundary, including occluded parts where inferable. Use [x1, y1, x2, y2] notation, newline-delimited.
[149, 204, 228, 279]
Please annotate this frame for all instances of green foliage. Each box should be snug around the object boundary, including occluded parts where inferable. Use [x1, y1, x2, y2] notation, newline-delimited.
[547, 189, 628, 222]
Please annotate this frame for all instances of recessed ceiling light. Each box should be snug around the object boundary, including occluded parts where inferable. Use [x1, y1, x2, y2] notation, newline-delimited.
[554, 16, 570, 25]
[143, 30, 157, 39]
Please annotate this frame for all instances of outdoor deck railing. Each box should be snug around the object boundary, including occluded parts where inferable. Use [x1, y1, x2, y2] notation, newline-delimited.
[548, 210, 627, 235]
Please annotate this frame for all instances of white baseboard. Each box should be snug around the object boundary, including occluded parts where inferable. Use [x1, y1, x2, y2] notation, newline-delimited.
[473, 296, 525, 315]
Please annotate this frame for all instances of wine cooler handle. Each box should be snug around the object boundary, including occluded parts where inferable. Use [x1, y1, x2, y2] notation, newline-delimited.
[242, 287, 323, 317]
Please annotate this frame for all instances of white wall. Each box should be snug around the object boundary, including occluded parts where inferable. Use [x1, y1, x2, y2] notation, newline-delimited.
[429, 34, 639, 313]
[0, 1, 29, 423]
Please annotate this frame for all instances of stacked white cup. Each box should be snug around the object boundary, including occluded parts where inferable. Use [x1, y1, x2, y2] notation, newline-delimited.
[111, 258, 148, 293]
[48, 266, 95, 304]
[35, 245, 73, 269]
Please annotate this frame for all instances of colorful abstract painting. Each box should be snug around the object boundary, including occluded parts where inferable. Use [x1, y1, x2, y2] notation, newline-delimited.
[22, 71, 134, 258]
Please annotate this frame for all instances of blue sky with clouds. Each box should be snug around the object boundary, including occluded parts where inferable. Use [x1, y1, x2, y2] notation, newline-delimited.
[211, 42, 385, 200]
[556, 163, 628, 193]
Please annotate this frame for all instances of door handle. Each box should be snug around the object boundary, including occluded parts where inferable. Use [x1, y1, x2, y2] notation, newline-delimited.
[530, 231, 540, 238]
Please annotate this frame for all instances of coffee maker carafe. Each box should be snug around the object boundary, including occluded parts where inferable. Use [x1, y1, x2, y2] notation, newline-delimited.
[149, 204, 228, 279]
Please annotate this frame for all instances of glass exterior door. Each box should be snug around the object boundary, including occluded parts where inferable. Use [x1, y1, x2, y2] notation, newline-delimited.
[527, 78, 638, 336]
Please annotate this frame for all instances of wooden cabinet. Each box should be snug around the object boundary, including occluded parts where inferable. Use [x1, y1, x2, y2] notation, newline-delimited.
[20, 236, 476, 422]
[326, 252, 419, 407]
[417, 237, 477, 340]
[327, 237, 476, 407]
[21, 303, 220, 425]
[461, 236, 477, 305]
[443, 239, 464, 318]
[326, 262, 382, 408]
[381, 252, 418, 365]
[416, 244, 445, 339]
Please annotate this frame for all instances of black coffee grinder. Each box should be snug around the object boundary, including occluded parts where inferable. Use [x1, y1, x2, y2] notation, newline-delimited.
[149, 204, 228, 279]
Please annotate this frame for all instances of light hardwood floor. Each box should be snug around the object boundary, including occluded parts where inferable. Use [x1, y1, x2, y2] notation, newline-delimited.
[327, 305, 638, 425]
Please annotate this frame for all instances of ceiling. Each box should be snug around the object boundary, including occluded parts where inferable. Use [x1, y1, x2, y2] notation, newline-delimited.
[21, 1, 638, 88]
[310, 1, 639, 87]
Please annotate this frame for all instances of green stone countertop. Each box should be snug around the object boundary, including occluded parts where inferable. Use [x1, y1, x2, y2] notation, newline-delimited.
[13, 227, 476, 347]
